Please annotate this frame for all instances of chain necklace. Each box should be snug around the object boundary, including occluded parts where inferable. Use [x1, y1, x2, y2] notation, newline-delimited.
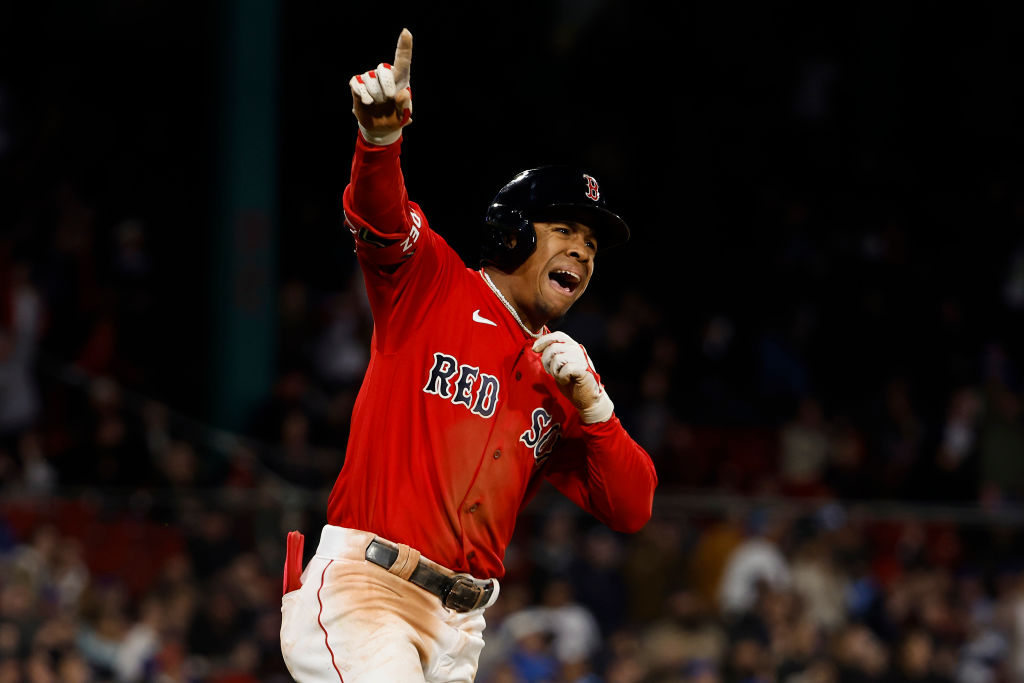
[480, 270, 543, 339]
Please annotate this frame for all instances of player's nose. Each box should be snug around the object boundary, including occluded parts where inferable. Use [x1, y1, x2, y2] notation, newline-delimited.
[566, 235, 592, 261]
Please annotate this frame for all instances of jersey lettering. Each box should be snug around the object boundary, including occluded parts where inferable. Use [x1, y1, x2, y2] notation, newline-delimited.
[402, 209, 422, 253]
[423, 352, 501, 419]
[423, 352, 458, 398]
[519, 407, 562, 463]
[451, 365, 480, 409]
[472, 375, 500, 418]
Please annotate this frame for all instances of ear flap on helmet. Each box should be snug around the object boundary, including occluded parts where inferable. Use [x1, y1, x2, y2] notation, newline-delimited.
[481, 203, 537, 273]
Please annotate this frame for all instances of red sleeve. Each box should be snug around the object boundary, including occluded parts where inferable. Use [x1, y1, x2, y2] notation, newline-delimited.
[342, 134, 421, 266]
[543, 415, 658, 533]
[341, 133, 465, 352]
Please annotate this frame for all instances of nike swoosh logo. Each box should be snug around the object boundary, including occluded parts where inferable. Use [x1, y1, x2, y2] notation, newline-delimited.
[472, 309, 497, 327]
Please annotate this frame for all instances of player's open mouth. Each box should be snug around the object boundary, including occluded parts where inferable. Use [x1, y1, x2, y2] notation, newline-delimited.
[548, 269, 581, 295]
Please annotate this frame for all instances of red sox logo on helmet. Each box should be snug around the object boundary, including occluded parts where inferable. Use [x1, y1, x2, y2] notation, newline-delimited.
[583, 174, 600, 201]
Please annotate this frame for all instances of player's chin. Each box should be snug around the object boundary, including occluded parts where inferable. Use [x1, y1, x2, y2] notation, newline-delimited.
[542, 291, 579, 320]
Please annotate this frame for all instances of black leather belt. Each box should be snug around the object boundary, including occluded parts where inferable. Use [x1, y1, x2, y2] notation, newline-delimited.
[364, 539, 495, 613]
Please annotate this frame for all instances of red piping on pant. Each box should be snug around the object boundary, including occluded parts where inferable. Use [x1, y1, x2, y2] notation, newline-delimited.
[317, 560, 344, 682]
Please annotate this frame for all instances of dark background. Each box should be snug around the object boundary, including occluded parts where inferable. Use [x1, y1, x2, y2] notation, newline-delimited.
[3, 1, 1022, 422]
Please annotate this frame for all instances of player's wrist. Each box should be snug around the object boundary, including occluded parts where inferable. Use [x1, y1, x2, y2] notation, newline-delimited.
[358, 123, 403, 146]
[579, 391, 614, 424]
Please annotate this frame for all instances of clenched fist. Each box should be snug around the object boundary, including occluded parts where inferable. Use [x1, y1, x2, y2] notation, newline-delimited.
[349, 28, 413, 146]
[533, 332, 615, 424]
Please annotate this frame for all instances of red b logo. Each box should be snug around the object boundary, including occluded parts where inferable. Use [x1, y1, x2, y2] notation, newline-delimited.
[583, 174, 600, 201]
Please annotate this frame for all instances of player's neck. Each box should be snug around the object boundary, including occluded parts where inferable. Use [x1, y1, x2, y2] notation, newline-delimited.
[482, 267, 546, 334]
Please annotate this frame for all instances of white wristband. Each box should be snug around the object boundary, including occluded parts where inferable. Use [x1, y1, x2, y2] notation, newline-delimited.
[358, 123, 402, 147]
[580, 392, 614, 424]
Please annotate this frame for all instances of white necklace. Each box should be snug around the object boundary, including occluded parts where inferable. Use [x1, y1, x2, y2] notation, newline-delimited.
[480, 270, 542, 339]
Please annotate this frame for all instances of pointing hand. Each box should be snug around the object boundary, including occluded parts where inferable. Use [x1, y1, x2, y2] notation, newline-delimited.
[349, 28, 413, 145]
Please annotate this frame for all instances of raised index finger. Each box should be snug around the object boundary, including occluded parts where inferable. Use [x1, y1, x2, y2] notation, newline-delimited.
[392, 28, 413, 90]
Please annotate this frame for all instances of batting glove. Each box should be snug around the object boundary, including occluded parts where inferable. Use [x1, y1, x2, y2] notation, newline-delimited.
[349, 28, 413, 146]
[533, 331, 615, 424]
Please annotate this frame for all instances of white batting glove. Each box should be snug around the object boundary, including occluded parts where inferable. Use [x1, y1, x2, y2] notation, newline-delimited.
[349, 28, 414, 146]
[533, 332, 615, 424]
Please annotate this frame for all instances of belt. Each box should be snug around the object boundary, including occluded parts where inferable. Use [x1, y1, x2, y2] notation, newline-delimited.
[364, 539, 495, 613]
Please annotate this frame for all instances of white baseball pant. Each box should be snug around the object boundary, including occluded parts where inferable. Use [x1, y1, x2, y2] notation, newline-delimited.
[280, 525, 498, 682]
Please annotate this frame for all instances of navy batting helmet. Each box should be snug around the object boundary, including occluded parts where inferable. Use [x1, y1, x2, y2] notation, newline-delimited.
[480, 166, 630, 272]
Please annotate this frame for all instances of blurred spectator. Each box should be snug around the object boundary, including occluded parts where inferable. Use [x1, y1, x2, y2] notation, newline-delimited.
[690, 512, 745, 608]
[779, 397, 830, 497]
[185, 510, 241, 581]
[684, 659, 723, 683]
[0, 658, 19, 683]
[869, 379, 926, 499]
[887, 629, 952, 683]
[312, 284, 371, 392]
[501, 609, 560, 683]
[277, 280, 316, 380]
[832, 622, 888, 683]
[824, 419, 870, 500]
[1003, 242, 1024, 311]
[640, 589, 727, 678]
[571, 527, 629, 637]
[76, 581, 131, 678]
[622, 518, 689, 623]
[602, 630, 649, 683]
[790, 535, 848, 632]
[776, 615, 827, 682]
[107, 218, 156, 387]
[927, 387, 983, 503]
[722, 626, 773, 683]
[114, 595, 162, 682]
[18, 431, 56, 495]
[718, 510, 793, 616]
[0, 257, 44, 437]
[187, 588, 243, 661]
[530, 506, 580, 591]
[978, 384, 1024, 504]
[536, 579, 601, 668]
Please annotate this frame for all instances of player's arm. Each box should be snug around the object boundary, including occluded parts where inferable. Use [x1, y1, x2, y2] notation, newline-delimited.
[544, 418, 658, 533]
[341, 30, 466, 350]
[533, 332, 658, 532]
[342, 29, 418, 262]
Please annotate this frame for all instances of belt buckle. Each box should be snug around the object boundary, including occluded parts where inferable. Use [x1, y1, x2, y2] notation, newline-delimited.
[442, 575, 485, 613]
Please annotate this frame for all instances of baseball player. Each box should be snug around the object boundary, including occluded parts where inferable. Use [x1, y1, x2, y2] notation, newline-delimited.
[279, 28, 658, 683]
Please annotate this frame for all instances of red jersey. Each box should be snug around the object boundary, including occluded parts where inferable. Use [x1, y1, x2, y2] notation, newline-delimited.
[327, 135, 658, 579]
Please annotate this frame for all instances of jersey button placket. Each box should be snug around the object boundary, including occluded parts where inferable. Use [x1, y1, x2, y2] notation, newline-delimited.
[467, 503, 480, 513]
[493, 449, 501, 459]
